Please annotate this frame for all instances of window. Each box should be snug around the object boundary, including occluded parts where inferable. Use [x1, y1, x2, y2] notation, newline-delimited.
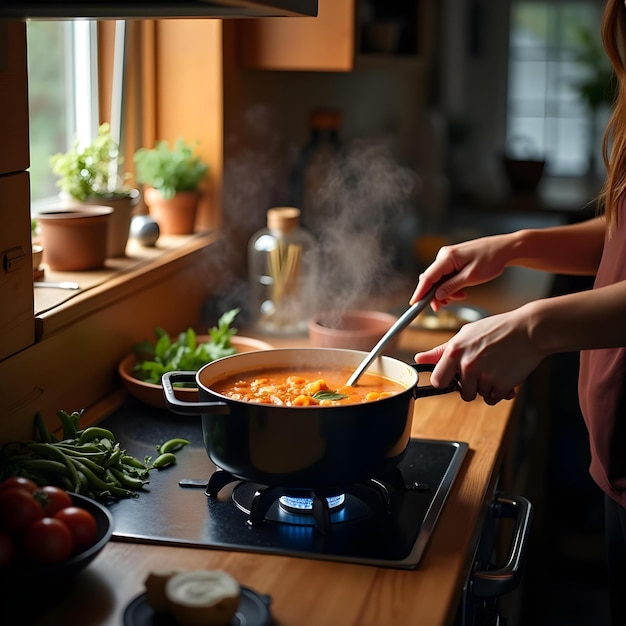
[26, 20, 99, 204]
[507, 1, 609, 177]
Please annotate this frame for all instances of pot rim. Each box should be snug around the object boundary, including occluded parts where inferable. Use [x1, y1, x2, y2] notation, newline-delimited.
[194, 346, 419, 408]
[36, 205, 114, 219]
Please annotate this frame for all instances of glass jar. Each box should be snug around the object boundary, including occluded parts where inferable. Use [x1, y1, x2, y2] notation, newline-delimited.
[248, 207, 317, 336]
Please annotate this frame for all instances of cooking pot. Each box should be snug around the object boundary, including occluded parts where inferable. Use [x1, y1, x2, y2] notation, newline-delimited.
[162, 348, 458, 489]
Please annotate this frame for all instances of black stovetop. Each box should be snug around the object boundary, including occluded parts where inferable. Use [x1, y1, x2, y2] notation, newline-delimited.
[102, 398, 468, 570]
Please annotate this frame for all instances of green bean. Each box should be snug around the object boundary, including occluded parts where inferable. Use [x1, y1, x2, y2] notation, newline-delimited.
[23, 458, 72, 477]
[152, 452, 177, 469]
[105, 468, 122, 487]
[1, 410, 162, 501]
[55, 442, 103, 454]
[34, 412, 55, 443]
[77, 426, 115, 444]
[67, 454, 107, 479]
[71, 458, 136, 499]
[27, 442, 82, 490]
[56, 409, 82, 440]
[103, 443, 123, 468]
[110, 467, 149, 489]
[121, 455, 149, 470]
[158, 438, 190, 454]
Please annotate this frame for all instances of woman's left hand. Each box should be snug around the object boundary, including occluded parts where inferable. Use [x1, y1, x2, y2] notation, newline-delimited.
[414, 306, 544, 404]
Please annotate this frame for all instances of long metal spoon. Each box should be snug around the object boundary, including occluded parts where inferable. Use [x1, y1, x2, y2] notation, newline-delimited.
[346, 276, 449, 387]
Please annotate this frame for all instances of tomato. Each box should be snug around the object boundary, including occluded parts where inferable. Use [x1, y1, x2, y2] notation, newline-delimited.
[0, 531, 16, 568]
[0, 476, 38, 494]
[54, 506, 98, 552]
[21, 517, 74, 564]
[34, 486, 73, 516]
[0, 488, 44, 535]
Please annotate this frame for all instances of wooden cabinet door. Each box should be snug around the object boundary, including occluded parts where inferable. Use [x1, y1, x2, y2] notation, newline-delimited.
[0, 20, 29, 175]
[238, 0, 356, 72]
[0, 21, 34, 361]
[0, 172, 35, 361]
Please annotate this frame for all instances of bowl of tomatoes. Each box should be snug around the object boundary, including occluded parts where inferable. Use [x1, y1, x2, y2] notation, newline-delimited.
[0, 477, 114, 583]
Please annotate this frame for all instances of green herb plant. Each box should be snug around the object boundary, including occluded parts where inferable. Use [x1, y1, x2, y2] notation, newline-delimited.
[132, 308, 240, 386]
[133, 138, 209, 200]
[49, 122, 132, 201]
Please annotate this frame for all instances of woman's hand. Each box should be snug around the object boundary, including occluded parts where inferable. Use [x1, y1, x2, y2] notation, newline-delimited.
[414, 305, 544, 405]
[409, 233, 514, 311]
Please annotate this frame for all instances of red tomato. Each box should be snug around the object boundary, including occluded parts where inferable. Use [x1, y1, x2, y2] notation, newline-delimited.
[0, 531, 16, 568]
[34, 486, 73, 516]
[54, 506, 98, 552]
[21, 517, 74, 564]
[0, 476, 38, 494]
[0, 488, 44, 535]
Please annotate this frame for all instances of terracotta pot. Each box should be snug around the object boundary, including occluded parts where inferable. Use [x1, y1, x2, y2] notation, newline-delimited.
[37, 206, 113, 271]
[144, 187, 199, 235]
[308, 309, 400, 353]
[83, 189, 141, 257]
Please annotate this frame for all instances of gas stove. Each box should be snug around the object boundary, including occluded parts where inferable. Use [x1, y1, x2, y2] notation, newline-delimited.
[102, 398, 468, 570]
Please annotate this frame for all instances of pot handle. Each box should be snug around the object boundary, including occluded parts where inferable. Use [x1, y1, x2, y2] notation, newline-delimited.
[162, 371, 230, 416]
[411, 363, 460, 398]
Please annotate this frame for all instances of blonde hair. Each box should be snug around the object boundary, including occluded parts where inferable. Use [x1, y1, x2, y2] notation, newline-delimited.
[599, 0, 626, 233]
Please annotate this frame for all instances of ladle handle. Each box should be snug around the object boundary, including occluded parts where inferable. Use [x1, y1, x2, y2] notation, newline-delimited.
[346, 276, 449, 387]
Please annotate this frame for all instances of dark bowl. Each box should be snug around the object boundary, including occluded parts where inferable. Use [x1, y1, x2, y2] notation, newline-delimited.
[502, 156, 546, 193]
[0, 492, 114, 585]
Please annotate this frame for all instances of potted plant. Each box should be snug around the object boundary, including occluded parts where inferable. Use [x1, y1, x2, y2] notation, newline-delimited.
[133, 138, 209, 235]
[49, 122, 140, 257]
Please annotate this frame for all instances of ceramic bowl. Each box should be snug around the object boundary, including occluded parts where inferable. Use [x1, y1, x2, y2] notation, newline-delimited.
[0, 492, 114, 587]
[119, 335, 274, 410]
[308, 309, 400, 353]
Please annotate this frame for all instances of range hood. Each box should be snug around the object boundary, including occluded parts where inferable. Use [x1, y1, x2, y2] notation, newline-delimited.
[0, 0, 317, 20]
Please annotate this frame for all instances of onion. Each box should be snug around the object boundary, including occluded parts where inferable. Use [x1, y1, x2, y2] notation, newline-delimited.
[165, 569, 240, 626]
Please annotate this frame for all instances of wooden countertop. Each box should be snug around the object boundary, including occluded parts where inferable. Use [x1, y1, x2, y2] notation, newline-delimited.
[30, 266, 554, 626]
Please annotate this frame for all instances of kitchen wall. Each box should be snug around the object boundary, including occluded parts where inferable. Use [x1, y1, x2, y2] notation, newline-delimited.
[216, 1, 512, 291]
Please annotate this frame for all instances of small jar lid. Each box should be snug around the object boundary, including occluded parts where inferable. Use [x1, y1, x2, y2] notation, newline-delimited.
[309, 107, 341, 132]
[267, 207, 301, 233]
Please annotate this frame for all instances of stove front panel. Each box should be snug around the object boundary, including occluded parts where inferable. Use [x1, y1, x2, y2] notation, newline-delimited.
[102, 398, 468, 569]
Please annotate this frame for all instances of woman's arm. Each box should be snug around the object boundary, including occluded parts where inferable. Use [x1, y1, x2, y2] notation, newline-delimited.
[410, 216, 606, 309]
[415, 279, 626, 403]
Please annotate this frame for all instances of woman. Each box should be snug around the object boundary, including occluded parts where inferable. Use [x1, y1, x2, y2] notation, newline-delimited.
[409, 1, 626, 623]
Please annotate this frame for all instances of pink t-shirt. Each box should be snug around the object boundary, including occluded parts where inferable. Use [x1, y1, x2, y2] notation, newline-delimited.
[579, 204, 626, 508]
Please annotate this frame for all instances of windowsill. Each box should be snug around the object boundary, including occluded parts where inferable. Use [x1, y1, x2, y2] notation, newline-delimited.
[34, 230, 219, 339]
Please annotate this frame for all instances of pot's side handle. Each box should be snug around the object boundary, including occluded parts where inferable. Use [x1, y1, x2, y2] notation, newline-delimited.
[162, 371, 230, 416]
[411, 363, 460, 398]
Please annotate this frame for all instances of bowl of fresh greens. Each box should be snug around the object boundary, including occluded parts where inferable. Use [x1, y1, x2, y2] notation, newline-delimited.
[118, 309, 273, 410]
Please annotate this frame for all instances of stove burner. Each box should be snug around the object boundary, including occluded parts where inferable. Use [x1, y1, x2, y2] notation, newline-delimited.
[205, 468, 398, 534]
[279, 493, 345, 514]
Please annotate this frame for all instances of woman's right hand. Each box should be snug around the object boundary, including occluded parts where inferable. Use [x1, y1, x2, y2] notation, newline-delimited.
[409, 233, 514, 311]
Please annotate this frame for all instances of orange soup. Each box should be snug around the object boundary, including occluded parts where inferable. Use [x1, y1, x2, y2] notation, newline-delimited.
[211, 367, 406, 407]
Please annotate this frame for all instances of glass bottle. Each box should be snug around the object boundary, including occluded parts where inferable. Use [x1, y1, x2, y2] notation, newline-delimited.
[248, 207, 317, 337]
[289, 107, 342, 238]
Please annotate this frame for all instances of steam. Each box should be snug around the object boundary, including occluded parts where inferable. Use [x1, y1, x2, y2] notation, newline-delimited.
[208, 104, 419, 328]
[309, 138, 419, 314]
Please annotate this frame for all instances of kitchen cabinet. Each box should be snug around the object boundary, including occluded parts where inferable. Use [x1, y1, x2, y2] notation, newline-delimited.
[0, 20, 34, 361]
[238, 0, 432, 72]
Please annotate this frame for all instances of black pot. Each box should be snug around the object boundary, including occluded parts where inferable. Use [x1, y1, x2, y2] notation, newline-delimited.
[162, 348, 458, 489]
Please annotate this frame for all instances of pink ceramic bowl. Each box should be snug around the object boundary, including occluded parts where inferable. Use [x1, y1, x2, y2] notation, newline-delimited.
[308, 309, 400, 353]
